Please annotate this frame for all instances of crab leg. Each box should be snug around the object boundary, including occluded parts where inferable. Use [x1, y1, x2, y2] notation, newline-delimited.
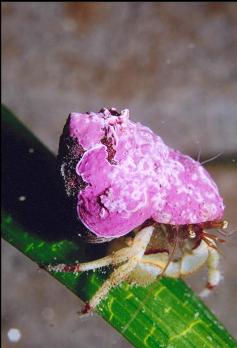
[139, 240, 209, 277]
[82, 226, 154, 312]
[131, 239, 221, 297]
[47, 226, 154, 273]
[47, 256, 113, 273]
[128, 240, 210, 286]
[47, 227, 154, 312]
[199, 241, 220, 298]
[85, 258, 139, 312]
[47, 248, 136, 273]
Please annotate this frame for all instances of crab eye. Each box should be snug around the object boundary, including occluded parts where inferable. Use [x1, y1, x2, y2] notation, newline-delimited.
[222, 220, 228, 229]
[189, 229, 196, 239]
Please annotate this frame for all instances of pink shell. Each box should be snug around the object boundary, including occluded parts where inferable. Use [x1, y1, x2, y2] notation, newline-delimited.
[58, 108, 224, 238]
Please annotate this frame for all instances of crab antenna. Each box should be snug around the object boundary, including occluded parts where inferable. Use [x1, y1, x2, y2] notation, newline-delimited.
[217, 228, 237, 237]
[203, 232, 226, 244]
[121, 225, 179, 335]
[196, 143, 202, 163]
[201, 151, 223, 165]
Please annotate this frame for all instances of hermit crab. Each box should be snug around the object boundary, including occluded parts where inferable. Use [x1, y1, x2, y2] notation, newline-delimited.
[48, 107, 228, 313]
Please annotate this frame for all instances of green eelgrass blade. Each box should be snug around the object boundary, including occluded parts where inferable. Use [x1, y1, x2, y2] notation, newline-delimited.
[1, 104, 236, 348]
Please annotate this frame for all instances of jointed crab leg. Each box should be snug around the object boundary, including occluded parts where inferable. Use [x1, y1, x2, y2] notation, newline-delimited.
[47, 226, 222, 312]
[47, 226, 154, 312]
[128, 240, 209, 284]
[47, 226, 154, 274]
[129, 238, 221, 298]
[87, 258, 139, 311]
[83, 226, 154, 312]
[47, 249, 134, 273]
[200, 239, 220, 298]
[47, 255, 114, 273]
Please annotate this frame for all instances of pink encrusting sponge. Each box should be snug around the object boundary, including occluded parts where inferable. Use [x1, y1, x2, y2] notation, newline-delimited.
[58, 108, 224, 238]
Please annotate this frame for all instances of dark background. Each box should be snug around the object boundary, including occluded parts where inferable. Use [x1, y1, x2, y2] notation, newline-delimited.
[2, 2, 237, 347]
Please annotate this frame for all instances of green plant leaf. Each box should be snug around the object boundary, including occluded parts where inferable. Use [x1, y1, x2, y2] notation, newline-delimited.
[2, 104, 236, 348]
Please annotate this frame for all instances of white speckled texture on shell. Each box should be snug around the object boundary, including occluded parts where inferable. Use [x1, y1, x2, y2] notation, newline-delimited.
[59, 108, 224, 238]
